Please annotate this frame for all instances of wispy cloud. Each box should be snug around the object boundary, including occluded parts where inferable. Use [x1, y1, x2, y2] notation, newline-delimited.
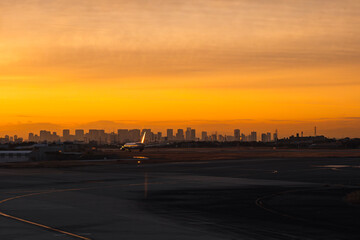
[0, 0, 360, 130]
[2, 118, 360, 138]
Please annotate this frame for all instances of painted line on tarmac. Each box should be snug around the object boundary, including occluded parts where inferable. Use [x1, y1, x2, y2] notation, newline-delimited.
[0, 181, 164, 240]
[0, 211, 91, 240]
[0, 188, 94, 240]
[255, 185, 359, 230]
[255, 188, 312, 222]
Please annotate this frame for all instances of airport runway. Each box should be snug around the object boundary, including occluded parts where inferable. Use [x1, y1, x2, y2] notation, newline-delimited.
[0, 157, 360, 239]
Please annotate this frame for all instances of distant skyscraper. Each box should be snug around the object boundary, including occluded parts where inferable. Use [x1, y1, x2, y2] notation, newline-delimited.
[201, 131, 208, 141]
[218, 134, 225, 142]
[52, 132, 60, 142]
[191, 129, 196, 141]
[109, 132, 117, 144]
[273, 129, 278, 141]
[234, 129, 240, 141]
[157, 132, 162, 141]
[141, 129, 152, 136]
[267, 132, 271, 142]
[176, 129, 184, 141]
[241, 133, 246, 142]
[63, 129, 70, 137]
[129, 129, 141, 142]
[118, 129, 129, 143]
[88, 129, 106, 143]
[250, 131, 257, 142]
[75, 129, 85, 141]
[40, 130, 52, 142]
[211, 133, 217, 141]
[261, 133, 267, 142]
[28, 133, 34, 142]
[185, 128, 192, 141]
[63, 129, 70, 141]
[226, 135, 235, 141]
[167, 129, 174, 140]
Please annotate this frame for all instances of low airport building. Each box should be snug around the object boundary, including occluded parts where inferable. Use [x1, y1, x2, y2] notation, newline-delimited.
[0, 151, 32, 163]
[0, 143, 84, 163]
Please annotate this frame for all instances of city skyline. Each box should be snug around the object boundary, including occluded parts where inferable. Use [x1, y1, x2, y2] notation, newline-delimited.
[0, 118, 359, 139]
[0, 125, 328, 144]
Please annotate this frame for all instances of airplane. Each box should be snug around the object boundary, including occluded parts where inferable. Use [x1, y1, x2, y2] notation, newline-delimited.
[121, 132, 146, 152]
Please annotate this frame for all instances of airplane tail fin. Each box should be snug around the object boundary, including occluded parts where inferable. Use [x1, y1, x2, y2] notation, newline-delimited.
[141, 132, 146, 144]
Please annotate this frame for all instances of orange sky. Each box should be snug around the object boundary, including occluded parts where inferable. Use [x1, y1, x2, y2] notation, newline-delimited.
[1, 0, 360, 138]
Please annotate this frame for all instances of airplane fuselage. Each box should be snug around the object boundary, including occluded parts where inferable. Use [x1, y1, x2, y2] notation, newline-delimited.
[121, 142, 145, 151]
[121, 132, 147, 152]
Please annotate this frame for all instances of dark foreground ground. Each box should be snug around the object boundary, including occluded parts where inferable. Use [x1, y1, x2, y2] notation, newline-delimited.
[0, 155, 360, 239]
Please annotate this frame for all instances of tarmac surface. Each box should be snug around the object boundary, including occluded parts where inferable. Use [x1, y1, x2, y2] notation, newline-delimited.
[1, 157, 360, 239]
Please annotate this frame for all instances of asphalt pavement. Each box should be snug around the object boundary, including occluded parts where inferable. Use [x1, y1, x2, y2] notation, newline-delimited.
[1, 157, 360, 239]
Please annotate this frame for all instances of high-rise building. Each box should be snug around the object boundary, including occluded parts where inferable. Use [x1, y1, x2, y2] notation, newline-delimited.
[261, 133, 271, 142]
[267, 132, 271, 142]
[157, 132, 162, 141]
[250, 131, 257, 142]
[40, 130, 52, 142]
[109, 132, 117, 144]
[226, 135, 235, 141]
[234, 129, 240, 141]
[201, 131, 208, 141]
[88, 129, 106, 144]
[166, 129, 174, 141]
[176, 129, 184, 141]
[129, 129, 141, 142]
[261, 133, 267, 142]
[14, 136, 23, 143]
[63, 129, 70, 139]
[52, 132, 60, 142]
[141, 129, 152, 136]
[34, 134, 40, 142]
[28, 133, 34, 142]
[191, 129, 196, 141]
[273, 129, 278, 142]
[241, 133, 246, 142]
[211, 133, 217, 141]
[75, 129, 85, 141]
[118, 129, 129, 143]
[185, 128, 192, 141]
[218, 134, 225, 142]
